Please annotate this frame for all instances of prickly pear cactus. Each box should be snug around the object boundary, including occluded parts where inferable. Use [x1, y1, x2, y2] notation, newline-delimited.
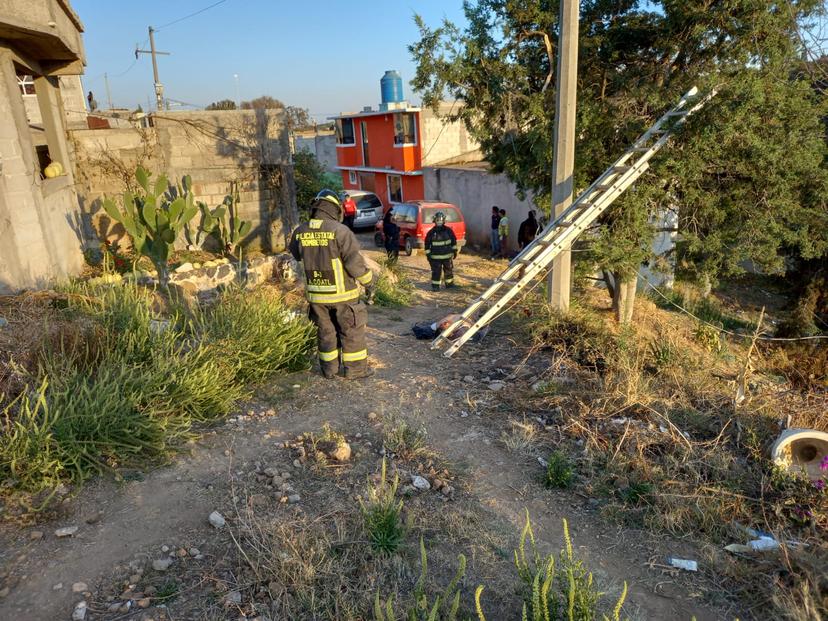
[102, 166, 199, 286]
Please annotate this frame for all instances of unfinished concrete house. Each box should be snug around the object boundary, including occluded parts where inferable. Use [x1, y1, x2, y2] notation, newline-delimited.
[0, 0, 87, 293]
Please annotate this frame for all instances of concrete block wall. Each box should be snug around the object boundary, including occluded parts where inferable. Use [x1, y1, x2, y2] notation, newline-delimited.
[71, 108, 299, 254]
[423, 165, 536, 251]
[420, 104, 480, 167]
[293, 131, 337, 172]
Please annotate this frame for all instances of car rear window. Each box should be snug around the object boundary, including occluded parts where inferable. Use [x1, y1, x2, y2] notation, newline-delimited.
[421, 207, 461, 223]
[356, 195, 382, 211]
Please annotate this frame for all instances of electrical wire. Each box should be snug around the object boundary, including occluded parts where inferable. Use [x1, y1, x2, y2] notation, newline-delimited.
[154, 0, 231, 31]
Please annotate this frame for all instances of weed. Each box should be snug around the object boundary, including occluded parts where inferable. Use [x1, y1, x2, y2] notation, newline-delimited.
[383, 415, 429, 460]
[0, 282, 315, 500]
[155, 578, 180, 600]
[647, 336, 679, 369]
[512, 513, 627, 621]
[618, 481, 653, 506]
[693, 322, 722, 353]
[545, 451, 575, 489]
[375, 538, 467, 621]
[361, 459, 405, 554]
[501, 418, 538, 452]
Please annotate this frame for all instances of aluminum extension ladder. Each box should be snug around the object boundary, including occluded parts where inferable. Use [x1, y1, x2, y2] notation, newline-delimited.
[432, 86, 714, 357]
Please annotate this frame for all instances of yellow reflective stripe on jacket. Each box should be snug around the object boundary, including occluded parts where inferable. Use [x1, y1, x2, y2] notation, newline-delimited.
[356, 271, 373, 285]
[430, 253, 454, 259]
[307, 289, 360, 304]
[342, 349, 367, 362]
[318, 349, 339, 362]
[332, 258, 346, 293]
[431, 239, 452, 246]
[307, 283, 338, 293]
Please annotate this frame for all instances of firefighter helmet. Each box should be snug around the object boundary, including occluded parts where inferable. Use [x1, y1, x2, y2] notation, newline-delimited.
[312, 189, 343, 221]
[432, 211, 446, 225]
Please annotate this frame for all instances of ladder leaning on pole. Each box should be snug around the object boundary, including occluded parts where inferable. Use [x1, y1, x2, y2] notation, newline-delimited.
[432, 86, 715, 358]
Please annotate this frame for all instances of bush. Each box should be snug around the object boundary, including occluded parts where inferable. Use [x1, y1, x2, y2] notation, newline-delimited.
[545, 451, 575, 489]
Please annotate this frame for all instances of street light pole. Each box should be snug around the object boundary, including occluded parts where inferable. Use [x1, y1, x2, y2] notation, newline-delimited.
[234, 73, 240, 109]
[547, 0, 579, 309]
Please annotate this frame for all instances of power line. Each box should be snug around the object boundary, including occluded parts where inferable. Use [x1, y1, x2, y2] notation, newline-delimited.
[154, 0, 231, 31]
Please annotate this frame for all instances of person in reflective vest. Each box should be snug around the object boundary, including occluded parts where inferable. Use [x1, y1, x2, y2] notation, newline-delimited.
[424, 211, 457, 291]
[289, 189, 375, 379]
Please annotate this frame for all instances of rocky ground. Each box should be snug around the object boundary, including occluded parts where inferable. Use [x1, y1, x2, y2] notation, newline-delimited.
[0, 238, 735, 620]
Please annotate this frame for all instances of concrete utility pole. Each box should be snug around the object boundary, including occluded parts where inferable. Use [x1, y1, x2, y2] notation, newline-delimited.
[547, 0, 579, 309]
[135, 27, 171, 111]
[104, 73, 113, 111]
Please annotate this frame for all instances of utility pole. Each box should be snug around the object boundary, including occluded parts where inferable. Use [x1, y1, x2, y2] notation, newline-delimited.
[104, 73, 113, 111]
[547, 0, 579, 309]
[234, 73, 240, 109]
[135, 26, 171, 111]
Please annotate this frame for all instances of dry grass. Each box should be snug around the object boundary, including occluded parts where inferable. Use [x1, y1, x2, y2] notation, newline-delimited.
[501, 417, 539, 452]
[509, 287, 828, 619]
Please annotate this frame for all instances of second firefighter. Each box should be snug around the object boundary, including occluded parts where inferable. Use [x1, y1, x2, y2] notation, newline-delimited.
[424, 211, 457, 290]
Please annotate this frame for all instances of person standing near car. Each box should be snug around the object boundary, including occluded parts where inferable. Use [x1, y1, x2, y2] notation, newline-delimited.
[490, 206, 501, 259]
[382, 209, 400, 264]
[425, 211, 457, 290]
[289, 189, 375, 380]
[498, 208, 510, 258]
[342, 193, 357, 230]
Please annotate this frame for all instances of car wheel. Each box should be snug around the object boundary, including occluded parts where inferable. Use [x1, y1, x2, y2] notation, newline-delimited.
[405, 237, 417, 256]
[374, 232, 384, 248]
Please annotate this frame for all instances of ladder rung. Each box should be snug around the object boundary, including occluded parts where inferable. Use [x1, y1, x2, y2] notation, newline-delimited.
[613, 165, 632, 172]
[631, 146, 651, 152]
[651, 128, 667, 134]
[667, 110, 689, 117]
[596, 184, 613, 191]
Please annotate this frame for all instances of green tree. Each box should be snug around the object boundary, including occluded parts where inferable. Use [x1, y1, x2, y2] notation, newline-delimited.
[206, 99, 237, 110]
[410, 0, 828, 322]
[293, 151, 342, 218]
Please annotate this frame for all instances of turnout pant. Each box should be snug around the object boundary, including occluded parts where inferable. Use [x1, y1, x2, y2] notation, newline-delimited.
[309, 302, 368, 377]
[429, 258, 454, 289]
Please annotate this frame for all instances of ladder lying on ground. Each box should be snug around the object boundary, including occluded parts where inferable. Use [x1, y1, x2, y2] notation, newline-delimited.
[432, 86, 714, 357]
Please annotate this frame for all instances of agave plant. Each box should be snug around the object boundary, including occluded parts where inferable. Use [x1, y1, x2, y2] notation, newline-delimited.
[102, 166, 198, 286]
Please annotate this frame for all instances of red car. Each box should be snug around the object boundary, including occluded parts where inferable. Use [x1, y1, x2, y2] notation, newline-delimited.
[374, 201, 466, 256]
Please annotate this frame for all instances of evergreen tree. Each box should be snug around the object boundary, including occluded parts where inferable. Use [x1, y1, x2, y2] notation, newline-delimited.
[410, 0, 828, 322]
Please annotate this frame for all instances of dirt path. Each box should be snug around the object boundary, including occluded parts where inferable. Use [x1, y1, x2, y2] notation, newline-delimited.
[0, 241, 728, 620]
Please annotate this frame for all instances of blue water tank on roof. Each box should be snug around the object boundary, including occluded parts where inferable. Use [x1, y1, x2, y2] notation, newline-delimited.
[380, 70, 404, 105]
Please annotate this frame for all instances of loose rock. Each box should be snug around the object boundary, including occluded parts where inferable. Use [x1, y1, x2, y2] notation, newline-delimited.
[331, 442, 352, 462]
[0, 587, 9, 598]
[488, 381, 506, 391]
[208, 511, 226, 529]
[72, 582, 88, 593]
[55, 526, 78, 538]
[411, 475, 431, 491]
[152, 558, 173, 571]
[224, 590, 242, 605]
[136, 598, 151, 609]
[53, 583, 63, 591]
[288, 494, 301, 504]
[29, 531, 43, 541]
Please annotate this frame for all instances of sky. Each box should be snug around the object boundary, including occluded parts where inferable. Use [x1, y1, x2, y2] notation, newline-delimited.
[73, 0, 468, 120]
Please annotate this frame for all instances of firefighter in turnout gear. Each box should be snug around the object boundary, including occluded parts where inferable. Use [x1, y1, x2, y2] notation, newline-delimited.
[289, 189, 376, 380]
[424, 211, 457, 290]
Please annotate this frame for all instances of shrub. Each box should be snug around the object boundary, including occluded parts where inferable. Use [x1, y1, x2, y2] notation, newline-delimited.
[545, 451, 575, 489]
[382, 415, 429, 460]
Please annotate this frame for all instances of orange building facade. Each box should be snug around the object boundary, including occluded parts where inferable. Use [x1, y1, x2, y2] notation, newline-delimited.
[333, 107, 425, 210]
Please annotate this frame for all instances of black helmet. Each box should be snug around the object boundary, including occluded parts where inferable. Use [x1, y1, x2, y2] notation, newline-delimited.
[311, 189, 343, 221]
[433, 211, 446, 225]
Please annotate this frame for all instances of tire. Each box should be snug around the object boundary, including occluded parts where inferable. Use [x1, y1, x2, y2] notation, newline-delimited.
[374, 232, 384, 248]
[404, 237, 417, 256]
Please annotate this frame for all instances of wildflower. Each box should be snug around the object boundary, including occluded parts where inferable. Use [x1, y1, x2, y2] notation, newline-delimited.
[815, 479, 826, 492]
[821, 455, 828, 471]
